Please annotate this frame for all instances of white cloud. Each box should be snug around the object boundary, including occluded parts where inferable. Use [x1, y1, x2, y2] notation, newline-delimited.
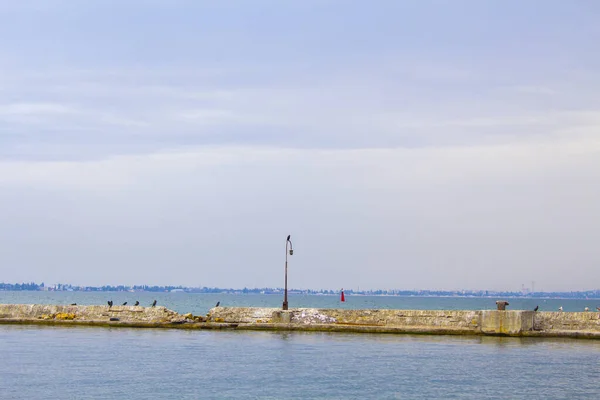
[173, 109, 240, 124]
[1, 134, 599, 290]
[0, 102, 76, 116]
[509, 85, 557, 95]
[1, 58, 599, 158]
[1, 0, 599, 291]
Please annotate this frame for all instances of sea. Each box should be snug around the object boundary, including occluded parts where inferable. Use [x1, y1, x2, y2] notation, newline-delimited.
[1, 292, 599, 399]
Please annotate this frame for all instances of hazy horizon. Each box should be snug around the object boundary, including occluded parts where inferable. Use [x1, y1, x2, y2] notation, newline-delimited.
[2, 281, 599, 294]
[1, 1, 599, 291]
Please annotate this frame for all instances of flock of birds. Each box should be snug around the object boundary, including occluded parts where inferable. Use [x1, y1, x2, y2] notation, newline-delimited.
[106, 300, 156, 308]
[64, 302, 600, 312]
[69, 300, 157, 307]
[533, 305, 600, 312]
[69, 300, 223, 309]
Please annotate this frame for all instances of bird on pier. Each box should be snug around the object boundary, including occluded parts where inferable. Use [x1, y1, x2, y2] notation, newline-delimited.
[108, 300, 113, 308]
[70, 303, 77, 306]
[596, 307, 600, 312]
[584, 307, 589, 312]
[122, 302, 127, 306]
[558, 306, 563, 312]
[134, 301, 139, 306]
[215, 301, 220, 307]
[534, 305, 539, 312]
[151, 300, 157, 307]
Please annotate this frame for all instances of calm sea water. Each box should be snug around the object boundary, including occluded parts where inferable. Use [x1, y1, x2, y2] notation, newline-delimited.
[1, 292, 599, 399]
[1, 325, 599, 399]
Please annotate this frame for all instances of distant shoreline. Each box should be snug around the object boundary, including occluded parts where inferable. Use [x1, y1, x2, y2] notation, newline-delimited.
[1, 287, 599, 301]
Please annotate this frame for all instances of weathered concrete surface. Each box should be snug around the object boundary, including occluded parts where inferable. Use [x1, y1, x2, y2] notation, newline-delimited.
[525, 311, 600, 338]
[0, 304, 193, 326]
[2, 304, 600, 339]
[480, 310, 534, 335]
[207, 307, 600, 339]
[275, 308, 480, 332]
[206, 307, 275, 324]
[208, 307, 479, 334]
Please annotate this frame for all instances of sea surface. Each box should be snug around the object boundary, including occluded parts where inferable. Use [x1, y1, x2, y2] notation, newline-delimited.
[1, 292, 600, 399]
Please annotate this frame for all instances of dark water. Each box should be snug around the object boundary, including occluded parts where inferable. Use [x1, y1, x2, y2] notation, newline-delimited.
[1, 291, 598, 315]
[1, 325, 599, 399]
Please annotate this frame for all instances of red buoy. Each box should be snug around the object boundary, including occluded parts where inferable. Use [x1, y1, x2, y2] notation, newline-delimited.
[340, 289, 345, 302]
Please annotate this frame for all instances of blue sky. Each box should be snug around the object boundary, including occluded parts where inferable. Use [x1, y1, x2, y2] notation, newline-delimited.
[0, 1, 599, 291]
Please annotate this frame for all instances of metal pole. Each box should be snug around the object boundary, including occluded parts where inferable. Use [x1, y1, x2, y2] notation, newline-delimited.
[283, 238, 289, 310]
[283, 240, 289, 310]
[283, 252, 288, 310]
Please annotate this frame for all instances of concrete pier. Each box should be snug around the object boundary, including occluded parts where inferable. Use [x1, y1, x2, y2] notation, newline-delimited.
[1, 304, 600, 339]
[0, 304, 196, 328]
[206, 307, 600, 338]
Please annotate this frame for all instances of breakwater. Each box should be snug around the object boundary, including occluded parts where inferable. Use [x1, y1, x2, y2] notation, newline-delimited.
[207, 307, 600, 338]
[1, 304, 599, 338]
[0, 304, 197, 328]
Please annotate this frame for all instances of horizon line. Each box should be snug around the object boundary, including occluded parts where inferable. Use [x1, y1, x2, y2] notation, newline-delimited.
[2, 282, 599, 294]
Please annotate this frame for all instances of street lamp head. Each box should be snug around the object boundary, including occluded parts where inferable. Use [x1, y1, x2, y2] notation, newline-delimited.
[286, 235, 293, 254]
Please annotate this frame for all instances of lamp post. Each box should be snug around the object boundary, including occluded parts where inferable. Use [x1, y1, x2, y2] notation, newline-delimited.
[283, 234, 293, 310]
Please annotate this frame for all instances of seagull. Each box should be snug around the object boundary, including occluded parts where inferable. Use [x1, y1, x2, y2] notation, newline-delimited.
[215, 301, 220, 307]
[134, 301, 139, 306]
[108, 300, 113, 308]
[122, 302, 127, 306]
[151, 300, 157, 307]
[534, 305, 539, 312]
[596, 307, 600, 312]
[584, 307, 589, 312]
[558, 306, 563, 312]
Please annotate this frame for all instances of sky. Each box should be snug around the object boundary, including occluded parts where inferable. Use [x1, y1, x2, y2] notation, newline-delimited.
[0, 0, 599, 291]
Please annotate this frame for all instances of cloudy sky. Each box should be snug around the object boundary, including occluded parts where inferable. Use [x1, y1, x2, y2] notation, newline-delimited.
[0, 1, 599, 291]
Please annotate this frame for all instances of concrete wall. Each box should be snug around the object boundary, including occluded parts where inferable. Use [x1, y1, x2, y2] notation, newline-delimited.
[206, 306, 275, 324]
[530, 311, 600, 337]
[207, 307, 600, 338]
[480, 310, 534, 335]
[2, 304, 600, 339]
[0, 304, 189, 324]
[209, 307, 481, 334]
